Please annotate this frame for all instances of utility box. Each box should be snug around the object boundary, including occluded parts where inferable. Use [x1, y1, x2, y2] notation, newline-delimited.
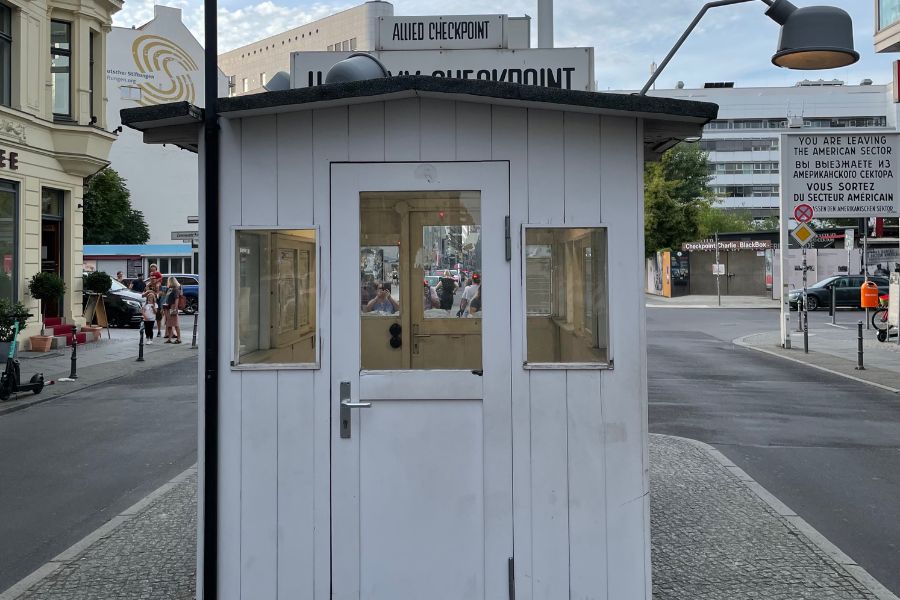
[122, 76, 716, 600]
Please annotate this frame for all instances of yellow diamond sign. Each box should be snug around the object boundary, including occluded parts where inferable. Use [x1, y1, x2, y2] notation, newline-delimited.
[791, 222, 817, 246]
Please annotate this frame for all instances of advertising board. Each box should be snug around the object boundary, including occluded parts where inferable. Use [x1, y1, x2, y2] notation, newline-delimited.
[781, 132, 900, 217]
[291, 48, 595, 91]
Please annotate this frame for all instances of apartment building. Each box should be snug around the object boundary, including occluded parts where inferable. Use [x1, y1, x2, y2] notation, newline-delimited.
[0, 0, 120, 340]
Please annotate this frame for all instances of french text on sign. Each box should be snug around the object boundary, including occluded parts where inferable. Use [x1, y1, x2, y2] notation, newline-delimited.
[794, 203, 814, 223]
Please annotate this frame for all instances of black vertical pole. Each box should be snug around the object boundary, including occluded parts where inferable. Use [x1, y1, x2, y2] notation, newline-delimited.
[203, 0, 219, 596]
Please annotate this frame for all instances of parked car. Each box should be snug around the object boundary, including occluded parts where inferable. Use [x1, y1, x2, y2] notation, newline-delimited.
[788, 275, 889, 311]
[104, 279, 144, 328]
[144, 273, 200, 314]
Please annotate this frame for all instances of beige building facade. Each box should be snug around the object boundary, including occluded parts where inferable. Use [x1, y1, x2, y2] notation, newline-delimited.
[0, 0, 121, 344]
[218, 1, 393, 96]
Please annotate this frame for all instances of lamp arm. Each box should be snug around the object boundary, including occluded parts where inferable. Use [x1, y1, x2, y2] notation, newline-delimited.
[639, 0, 774, 95]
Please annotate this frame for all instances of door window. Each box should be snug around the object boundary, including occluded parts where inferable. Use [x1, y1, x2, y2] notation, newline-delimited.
[359, 191, 482, 371]
[233, 228, 317, 367]
[524, 227, 609, 366]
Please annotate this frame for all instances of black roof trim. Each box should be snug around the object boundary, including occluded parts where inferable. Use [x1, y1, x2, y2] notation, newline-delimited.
[121, 76, 717, 128]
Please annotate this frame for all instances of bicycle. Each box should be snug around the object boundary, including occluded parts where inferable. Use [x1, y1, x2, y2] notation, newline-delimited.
[873, 294, 890, 341]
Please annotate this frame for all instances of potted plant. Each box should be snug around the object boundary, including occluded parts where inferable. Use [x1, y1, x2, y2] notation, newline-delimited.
[0, 298, 32, 358]
[27, 271, 66, 352]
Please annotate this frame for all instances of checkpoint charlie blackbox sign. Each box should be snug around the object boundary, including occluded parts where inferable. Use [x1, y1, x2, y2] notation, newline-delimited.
[781, 132, 900, 217]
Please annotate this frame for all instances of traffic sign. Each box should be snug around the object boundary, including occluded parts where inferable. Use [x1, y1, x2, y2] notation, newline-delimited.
[793, 203, 814, 223]
[791, 223, 817, 246]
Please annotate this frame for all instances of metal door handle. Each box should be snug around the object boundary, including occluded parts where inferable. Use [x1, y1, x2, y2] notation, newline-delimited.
[341, 401, 372, 408]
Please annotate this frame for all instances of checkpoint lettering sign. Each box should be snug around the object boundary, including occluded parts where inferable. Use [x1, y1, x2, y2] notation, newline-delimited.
[793, 203, 814, 223]
[782, 133, 900, 217]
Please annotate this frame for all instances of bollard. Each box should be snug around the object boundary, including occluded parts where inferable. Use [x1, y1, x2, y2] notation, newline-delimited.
[191, 313, 198, 349]
[855, 320, 865, 370]
[68, 338, 78, 380]
[830, 286, 836, 325]
[137, 327, 145, 362]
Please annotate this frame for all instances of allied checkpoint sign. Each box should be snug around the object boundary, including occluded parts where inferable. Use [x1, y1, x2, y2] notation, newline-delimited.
[779, 132, 900, 348]
[782, 132, 900, 217]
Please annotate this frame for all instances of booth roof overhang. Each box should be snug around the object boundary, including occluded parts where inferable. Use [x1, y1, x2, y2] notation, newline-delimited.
[120, 75, 718, 160]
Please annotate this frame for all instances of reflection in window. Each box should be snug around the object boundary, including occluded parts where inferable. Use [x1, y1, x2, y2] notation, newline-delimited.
[525, 227, 609, 365]
[0, 5, 11, 107]
[881, 0, 900, 29]
[50, 21, 71, 117]
[235, 228, 317, 366]
[0, 180, 15, 301]
[360, 192, 482, 371]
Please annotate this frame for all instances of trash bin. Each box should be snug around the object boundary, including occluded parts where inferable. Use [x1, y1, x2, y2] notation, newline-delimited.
[861, 280, 880, 308]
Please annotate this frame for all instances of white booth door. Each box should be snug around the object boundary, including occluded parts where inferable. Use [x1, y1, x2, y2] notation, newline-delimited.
[331, 162, 512, 600]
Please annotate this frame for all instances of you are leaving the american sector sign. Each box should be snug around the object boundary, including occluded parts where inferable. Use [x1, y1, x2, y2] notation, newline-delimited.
[782, 132, 900, 217]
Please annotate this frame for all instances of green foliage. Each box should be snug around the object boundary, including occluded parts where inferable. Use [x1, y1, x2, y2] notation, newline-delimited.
[697, 206, 754, 238]
[83, 168, 150, 245]
[644, 144, 714, 255]
[28, 272, 66, 317]
[83, 271, 112, 294]
[0, 298, 32, 342]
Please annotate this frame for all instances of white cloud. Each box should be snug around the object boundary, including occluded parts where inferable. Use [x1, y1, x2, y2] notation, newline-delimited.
[115, 0, 896, 90]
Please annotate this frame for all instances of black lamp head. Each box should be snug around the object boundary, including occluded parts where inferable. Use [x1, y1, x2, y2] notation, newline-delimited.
[766, 0, 859, 70]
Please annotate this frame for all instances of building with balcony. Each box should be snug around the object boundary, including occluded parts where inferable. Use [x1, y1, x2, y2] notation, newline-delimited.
[648, 79, 897, 217]
[875, 0, 900, 53]
[0, 0, 121, 343]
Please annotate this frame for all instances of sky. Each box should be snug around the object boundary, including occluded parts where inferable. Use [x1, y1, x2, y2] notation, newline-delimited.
[112, 0, 898, 91]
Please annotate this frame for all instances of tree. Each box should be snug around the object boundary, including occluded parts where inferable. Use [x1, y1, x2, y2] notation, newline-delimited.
[83, 168, 150, 244]
[697, 206, 754, 238]
[644, 143, 714, 255]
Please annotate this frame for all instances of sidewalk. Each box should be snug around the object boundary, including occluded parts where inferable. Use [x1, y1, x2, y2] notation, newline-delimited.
[3, 436, 894, 600]
[647, 293, 780, 309]
[0, 325, 198, 416]
[736, 319, 900, 392]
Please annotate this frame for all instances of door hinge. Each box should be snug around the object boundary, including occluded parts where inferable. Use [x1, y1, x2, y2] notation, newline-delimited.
[508, 556, 515, 600]
[505, 216, 512, 262]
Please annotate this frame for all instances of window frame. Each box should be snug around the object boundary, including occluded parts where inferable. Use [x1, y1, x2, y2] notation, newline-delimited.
[0, 178, 17, 302]
[231, 224, 321, 370]
[0, 4, 11, 108]
[50, 20, 72, 119]
[521, 224, 612, 370]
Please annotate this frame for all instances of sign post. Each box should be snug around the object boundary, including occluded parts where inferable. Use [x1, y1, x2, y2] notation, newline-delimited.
[780, 132, 900, 348]
[714, 231, 721, 307]
[791, 223, 817, 353]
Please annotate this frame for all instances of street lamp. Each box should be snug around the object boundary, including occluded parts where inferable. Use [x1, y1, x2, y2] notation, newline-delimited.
[640, 0, 859, 95]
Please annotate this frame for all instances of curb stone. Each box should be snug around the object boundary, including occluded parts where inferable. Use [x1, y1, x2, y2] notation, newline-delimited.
[733, 333, 900, 394]
[669, 435, 899, 600]
[0, 465, 198, 600]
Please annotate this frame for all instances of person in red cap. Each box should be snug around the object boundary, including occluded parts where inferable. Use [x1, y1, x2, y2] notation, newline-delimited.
[458, 272, 480, 317]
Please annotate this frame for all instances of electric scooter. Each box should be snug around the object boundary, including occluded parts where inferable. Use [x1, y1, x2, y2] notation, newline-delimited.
[0, 321, 46, 401]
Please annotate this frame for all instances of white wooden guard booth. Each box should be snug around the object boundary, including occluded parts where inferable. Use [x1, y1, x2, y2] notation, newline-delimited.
[121, 76, 716, 600]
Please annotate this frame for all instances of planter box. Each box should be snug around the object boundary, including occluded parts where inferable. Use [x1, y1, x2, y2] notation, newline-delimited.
[29, 336, 52, 352]
[80, 326, 101, 342]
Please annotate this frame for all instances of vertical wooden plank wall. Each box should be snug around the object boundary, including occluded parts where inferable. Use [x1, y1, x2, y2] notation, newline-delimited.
[275, 110, 315, 600]
[563, 112, 608, 600]
[218, 117, 243, 600]
[525, 109, 570, 600]
[600, 116, 649, 599]
[239, 115, 279, 600]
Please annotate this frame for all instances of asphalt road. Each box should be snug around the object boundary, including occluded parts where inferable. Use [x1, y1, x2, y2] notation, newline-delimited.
[0, 356, 198, 593]
[648, 307, 900, 595]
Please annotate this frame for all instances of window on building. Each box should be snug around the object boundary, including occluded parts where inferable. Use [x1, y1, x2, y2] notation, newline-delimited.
[524, 227, 609, 366]
[242, 78, 248, 93]
[350, 38, 357, 51]
[50, 21, 71, 118]
[327, 44, 334, 51]
[235, 228, 318, 366]
[260, 72, 267, 86]
[0, 4, 11, 107]
[880, 0, 900, 30]
[0, 180, 15, 302]
[89, 31, 99, 122]
[341, 40, 350, 51]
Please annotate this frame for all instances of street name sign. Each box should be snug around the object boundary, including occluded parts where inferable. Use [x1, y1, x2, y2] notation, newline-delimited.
[291, 48, 595, 91]
[782, 132, 900, 217]
[791, 223, 817, 246]
[171, 230, 199, 242]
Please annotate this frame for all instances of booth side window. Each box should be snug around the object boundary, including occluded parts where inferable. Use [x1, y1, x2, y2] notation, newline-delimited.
[525, 227, 609, 365]
[234, 228, 317, 366]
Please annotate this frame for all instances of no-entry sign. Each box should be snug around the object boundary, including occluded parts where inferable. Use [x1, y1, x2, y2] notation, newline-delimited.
[793, 203, 814, 223]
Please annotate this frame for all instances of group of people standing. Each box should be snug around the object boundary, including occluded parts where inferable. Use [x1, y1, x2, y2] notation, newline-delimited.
[425, 271, 481, 317]
[135, 264, 183, 344]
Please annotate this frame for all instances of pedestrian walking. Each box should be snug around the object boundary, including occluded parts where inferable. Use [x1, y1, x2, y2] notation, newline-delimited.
[163, 276, 183, 343]
[458, 273, 480, 317]
[141, 285, 158, 344]
[435, 270, 457, 312]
